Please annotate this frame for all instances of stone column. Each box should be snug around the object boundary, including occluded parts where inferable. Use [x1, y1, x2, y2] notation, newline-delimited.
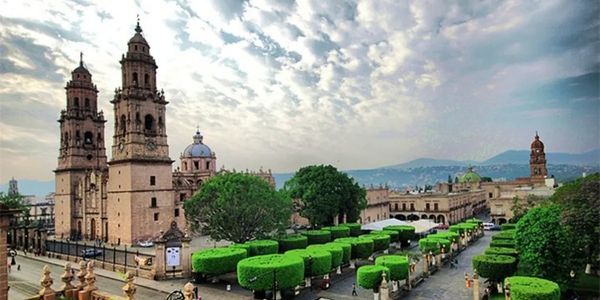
[153, 239, 166, 280]
[122, 271, 136, 300]
[40, 229, 48, 255]
[181, 237, 192, 278]
[78, 261, 97, 300]
[379, 272, 389, 300]
[472, 269, 480, 300]
[39, 265, 55, 300]
[76, 260, 87, 291]
[60, 263, 75, 299]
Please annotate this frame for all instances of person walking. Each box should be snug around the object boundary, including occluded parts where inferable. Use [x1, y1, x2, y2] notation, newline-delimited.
[352, 283, 358, 296]
[7, 262, 11, 273]
[17, 264, 21, 271]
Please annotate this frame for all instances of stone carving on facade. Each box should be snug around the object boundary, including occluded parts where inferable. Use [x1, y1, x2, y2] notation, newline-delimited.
[83, 260, 97, 292]
[122, 271, 136, 299]
[39, 265, 55, 297]
[76, 260, 87, 289]
[60, 262, 74, 291]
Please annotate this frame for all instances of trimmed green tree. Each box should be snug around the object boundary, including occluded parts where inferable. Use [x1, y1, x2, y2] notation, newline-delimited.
[375, 255, 409, 281]
[383, 225, 415, 245]
[361, 234, 390, 252]
[285, 248, 332, 276]
[357, 265, 391, 292]
[277, 235, 308, 253]
[321, 226, 350, 239]
[492, 230, 516, 241]
[302, 230, 331, 245]
[504, 276, 560, 300]
[427, 232, 460, 244]
[307, 244, 343, 268]
[501, 223, 517, 231]
[334, 237, 374, 259]
[490, 240, 516, 249]
[373, 230, 399, 243]
[485, 247, 519, 258]
[237, 254, 304, 291]
[192, 247, 247, 276]
[327, 242, 351, 264]
[342, 223, 362, 236]
[418, 237, 451, 255]
[472, 254, 517, 283]
[245, 240, 279, 256]
[184, 173, 292, 243]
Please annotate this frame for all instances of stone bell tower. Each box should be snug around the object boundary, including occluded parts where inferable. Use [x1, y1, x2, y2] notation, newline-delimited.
[530, 131, 548, 180]
[54, 54, 107, 239]
[106, 20, 174, 245]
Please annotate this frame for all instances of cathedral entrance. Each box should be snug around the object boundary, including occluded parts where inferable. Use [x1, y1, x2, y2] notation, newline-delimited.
[90, 218, 96, 240]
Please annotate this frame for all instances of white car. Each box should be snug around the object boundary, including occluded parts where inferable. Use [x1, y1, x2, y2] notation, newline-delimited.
[483, 222, 495, 231]
[137, 240, 154, 247]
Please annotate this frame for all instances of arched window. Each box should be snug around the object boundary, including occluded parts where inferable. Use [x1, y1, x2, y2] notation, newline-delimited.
[183, 161, 187, 171]
[158, 117, 163, 127]
[84, 98, 90, 108]
[74, 97, 79, 107]
[97, 133, 102, 141]
[84, 132, 93, 145]
[132, 72, 138, 86]
[120, 115, 127, 133]
[144, 73, 149, 85]
[144, 114, 154, 131]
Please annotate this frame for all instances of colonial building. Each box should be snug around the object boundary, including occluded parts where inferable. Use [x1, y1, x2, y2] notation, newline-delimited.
[54, 21, 274, 245]
[359, 186, 390, 224]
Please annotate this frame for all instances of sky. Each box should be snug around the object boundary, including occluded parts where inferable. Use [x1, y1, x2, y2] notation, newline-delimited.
[0, 0, 598, 183]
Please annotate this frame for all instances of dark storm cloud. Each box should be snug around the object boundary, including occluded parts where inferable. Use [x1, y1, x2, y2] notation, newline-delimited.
[0, 32, 64, 82]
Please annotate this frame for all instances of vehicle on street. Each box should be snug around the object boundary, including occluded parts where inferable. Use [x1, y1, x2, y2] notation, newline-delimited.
[137, 240, 154, 247]
[436, 223, 449, 230]
[81, 248, 103, 258]
[483, 222, 495, 230]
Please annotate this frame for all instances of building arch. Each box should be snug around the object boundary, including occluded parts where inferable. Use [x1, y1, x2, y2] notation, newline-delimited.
[90, 218, 96, 240]
[437, 215, 446, 224]
[395, 214, 406, 221]
[498, 218, 507, 225]
[421, 214, 428, 219]
[429, 214, 436, 221]
[407, 214, 419, 221]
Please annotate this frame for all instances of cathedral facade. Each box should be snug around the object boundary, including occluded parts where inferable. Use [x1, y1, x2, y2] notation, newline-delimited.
[54, 22, 274, 245]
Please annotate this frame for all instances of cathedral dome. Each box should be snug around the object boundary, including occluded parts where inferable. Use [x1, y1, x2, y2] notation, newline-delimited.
[459, 167, 481, 183]
[72, 53, 91, 76]
[531, 132, 544, 149]
[182, 131, 213, 158]
[128, 20, 149, 46]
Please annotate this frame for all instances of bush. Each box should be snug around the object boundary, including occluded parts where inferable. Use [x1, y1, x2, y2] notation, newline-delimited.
[504, 276, 560, 300]
[360, 234, 390, 252]
[357, 265, 391, 290]
[448, 225, 465, 234]
[492, 230, 516, 241]
[327, 242, 351, 264]
[501, 223, 517, 231]
[342, 223, 362, 236]
[245, 240, 279, 256]
[334, 237, 374, 259]
[383, 225, 415, 245]
[229, 243, 251, 256]
[374, 230, 399, 243]
[418, 237, 451, 255]
[375, 255, 409, 281]
[277, 235, 308, 253]
[192, 247, 247, 275]
[285, 248, 332, 276]
[490, 239, 516, 249]
[472, 254, 516, 282]
[427, 232, 460, 244]
[302, 230, 331, 245]
[485, 247, 519, 258]
[321, 226, 351, 239]
[307, 244, 343, 268]
[237, 254, 304, 291]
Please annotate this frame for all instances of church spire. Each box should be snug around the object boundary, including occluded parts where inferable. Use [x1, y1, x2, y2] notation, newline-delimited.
[135, 14, 142, 34]
[80, 52, 83, 67]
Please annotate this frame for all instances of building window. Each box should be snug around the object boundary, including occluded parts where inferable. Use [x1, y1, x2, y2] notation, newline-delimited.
[151, 197, 157, 208]
[488, 193, 493, 198]
[426, 203, 430, 211]
[410, 203, 415, 211]
[74, 97, 79, 107]
[84, 132, 93, 145]
[144, 114, 154, 131]
[84, 98, 90, 108]
[180, 193, 186, 202]
[154, 213, 159, 221]
[132, 72, 138, 85]
[174, 209, 179, 217]
[144, 73, 149, 85]
[194, 161, 199, 170]
[434, 203, 439, 211]
[394, 203, 398, 211]
[206, 161, 210, 170]
[183, 162, 187, 171]
[150, 176, 156, 186]
[402, 203, 406, 211]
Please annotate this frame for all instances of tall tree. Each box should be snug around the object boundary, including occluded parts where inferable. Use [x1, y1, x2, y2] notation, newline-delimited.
[284, 165, 367, 226]
[0, 192, 28, 213]
[510, 194, 543, 223]
[184, 172, 292, 243]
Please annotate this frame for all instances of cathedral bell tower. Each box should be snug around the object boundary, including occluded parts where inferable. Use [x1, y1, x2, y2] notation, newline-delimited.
[107, 20, 174, 245]
[55, 55, 107, 239]
[530, 132, 548, 179]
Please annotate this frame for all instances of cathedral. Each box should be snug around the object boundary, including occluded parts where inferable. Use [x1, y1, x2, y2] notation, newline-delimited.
[54, 21, 274, 245]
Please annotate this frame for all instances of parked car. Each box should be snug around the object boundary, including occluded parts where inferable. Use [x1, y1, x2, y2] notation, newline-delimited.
[436, 224, 449, 230]
[81, 248, 103, 258]
[137, 240, 154, 247]
[483, 222, 495, 230]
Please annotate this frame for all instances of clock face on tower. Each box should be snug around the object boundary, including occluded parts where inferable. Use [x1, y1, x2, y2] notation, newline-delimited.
[146, 140, 157, 151]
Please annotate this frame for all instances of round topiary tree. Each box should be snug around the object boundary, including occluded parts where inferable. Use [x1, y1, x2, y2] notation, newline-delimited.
[383, 225, 415, 246]
[504, 276, 560, 300]
[485, 247, 519, 258]
[357, 265, 391, 292]
[334, 237, 374, 259]
[360, 234, 390, 252]
[307, 244, 343, 268]
[427, 232, 460, 244]
[229, 243, 251, 256]
[448, 224, 466, 235]
[302, 230, 331, 245]
[466, 218, 483, 225]
[245, 240, 279, 256]
[192, 247, 247, 276]
[327, 242, 351, 264]
[472, 254, 517, 283]
[321, 226, 350, 239]
[373, 230, 399, 243]
[342, 223, 362, 236]
[491, 230, 515, 241]
[418, 237, 451, 255]
[237, 254, 304, 292]
[375, 255, 409, 281]
[501, 223, 517, 231]
[278, 235, 308, 253]
[285, 248, 332, 276]
[490, 239, 516, 249]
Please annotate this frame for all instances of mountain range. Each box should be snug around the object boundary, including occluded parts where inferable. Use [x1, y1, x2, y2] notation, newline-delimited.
[2, 149, 598, 196]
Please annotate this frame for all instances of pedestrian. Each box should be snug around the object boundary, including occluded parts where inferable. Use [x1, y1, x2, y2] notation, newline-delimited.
[7, 262, 11, 273]
[17, 264, 21, 271]
[352, 283, 358, 296]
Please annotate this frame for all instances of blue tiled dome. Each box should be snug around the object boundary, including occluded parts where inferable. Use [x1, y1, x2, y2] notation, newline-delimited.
[183, 131, 213, 158]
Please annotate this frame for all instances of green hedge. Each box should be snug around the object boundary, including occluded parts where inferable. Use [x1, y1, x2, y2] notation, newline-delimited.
[277, 235, 308, 253]
[229, 243, 251, 256]
[448, 225, 466, 234]
[484, 247, 519, 258]
[427, 232, 460, 244]
[357, 265, 390, 290]
[334, 237, 374, 259]
[504, 276, 560, 300]
[375, 230, 400, 243]
[383, 225, 415, 245]
[307, 244, 343, 268]
[465, 218, 483, 224]
[492, 230, 516, 241]
[285, 248, 332, 276]
[327, 242, 351, 264]
[490, 239, 516, 249]
[302, 230, 331, 245]
[245, 240, 279, 256]
[342, 223, 362, 236]
[361, 234, 390, 252]
[237, 254, 304, 291]
[375, 255, 409, 281]
[472, 254, 516, 282]
[192, 247, 247, 275]
[501, 223, 517, 231]
[418, 237, 451, 255]
[321, 226, 351, 239]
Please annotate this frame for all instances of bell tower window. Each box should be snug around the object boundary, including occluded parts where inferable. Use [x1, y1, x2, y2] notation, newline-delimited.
[74, 97, 79, 107]
[144, 74, 149, 86]
[144, 114, 154, 131]
[132, 72, 138, 86]
[84, 98, 90, 108]
[206, 161, 210, 170]
[194, 161, 199, 170]
[120, 115, 127, 134]
[84, 132, 93, 145]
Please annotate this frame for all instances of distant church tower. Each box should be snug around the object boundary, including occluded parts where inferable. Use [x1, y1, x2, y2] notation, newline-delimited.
[8, 177, 18, 196]
[530, 132, 548, 179]
[106, 20, 174, 244]
[54, 54, 107, 239]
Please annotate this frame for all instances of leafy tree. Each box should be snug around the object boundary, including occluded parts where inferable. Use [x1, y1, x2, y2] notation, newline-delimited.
[549, 173, 600, 272]
[0, 192, 28, 213]
[283, 165, 366, 226]
[510, 194, 544, 223]
[481, 176, 492, 182]
[184, 172, 292, 243]
[515, 204, 573, 285]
